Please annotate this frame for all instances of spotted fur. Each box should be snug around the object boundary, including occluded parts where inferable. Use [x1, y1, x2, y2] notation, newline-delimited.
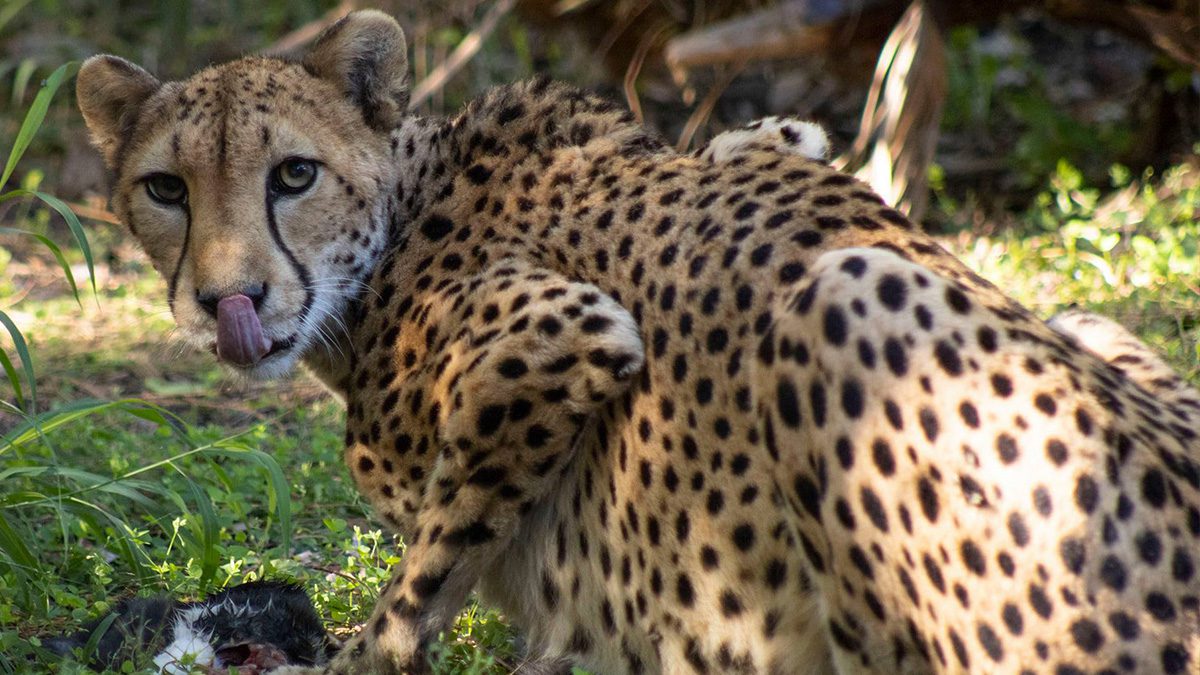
[77, 10, 1200, 675]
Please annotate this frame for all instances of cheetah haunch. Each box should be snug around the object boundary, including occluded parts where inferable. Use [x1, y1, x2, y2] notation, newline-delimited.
[77, 10, 1199, 674]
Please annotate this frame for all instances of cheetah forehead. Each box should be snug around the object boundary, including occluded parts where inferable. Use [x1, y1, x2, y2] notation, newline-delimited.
[119, 58, 361, 182]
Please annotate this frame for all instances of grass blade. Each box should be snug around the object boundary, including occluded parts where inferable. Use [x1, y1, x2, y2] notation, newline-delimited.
[0, 507, 40, 580]
[78, 612, 120, 664]
[1, 61, 78, 189]
[0, 309, 36, 414]
[33, 190, 95, 297]
[214, 444, 293, 553]
[0, 398, 186, 452]
[180, 474, 221, 590]
[0, 226, 80, 304]
[0, 349, 24, 411]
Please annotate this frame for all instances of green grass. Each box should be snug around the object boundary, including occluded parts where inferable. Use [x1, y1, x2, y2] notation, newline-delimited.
[940, 157, 1200, 382]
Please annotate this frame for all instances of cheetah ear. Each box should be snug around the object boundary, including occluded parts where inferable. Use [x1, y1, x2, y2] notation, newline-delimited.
[303, 10, 410, 131]
[76, 55, 161, 169]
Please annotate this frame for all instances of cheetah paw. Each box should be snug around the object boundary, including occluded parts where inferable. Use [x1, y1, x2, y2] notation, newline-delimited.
[700, 116, 830, 164]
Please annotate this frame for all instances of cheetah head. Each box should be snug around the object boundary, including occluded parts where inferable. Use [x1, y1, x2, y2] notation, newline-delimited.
[77, 11, 409, 379]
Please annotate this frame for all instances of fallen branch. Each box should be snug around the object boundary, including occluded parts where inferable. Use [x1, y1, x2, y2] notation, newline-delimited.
[675, 65, 742, 152]
[665, 0, 895, 70]
[409, 0, 517, 110]
[263, 0, 356, 56]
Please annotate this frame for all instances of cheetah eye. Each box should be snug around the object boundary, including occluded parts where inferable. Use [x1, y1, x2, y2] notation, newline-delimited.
[271, 158, 318, 195]
[145, 173, 187, 205]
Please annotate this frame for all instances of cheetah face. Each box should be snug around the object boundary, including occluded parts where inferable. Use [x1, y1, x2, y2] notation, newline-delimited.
[77, 14, 410, 379]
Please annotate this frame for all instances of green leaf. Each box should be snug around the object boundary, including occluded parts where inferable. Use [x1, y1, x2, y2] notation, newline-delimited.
[0, 226, 79, 304]
[0, 310, 35, 414]
[181, 475, 220, 590]
[1, 61, 79, 189]
[0, 398, 185, 452]
[34, 190, 95, 298]
[211, 444, 293, 554]
[79, 612, 119, 663]
[0, 348, 24, 411]
[0, 1, 34, 42]
[0, 508, 39, 578]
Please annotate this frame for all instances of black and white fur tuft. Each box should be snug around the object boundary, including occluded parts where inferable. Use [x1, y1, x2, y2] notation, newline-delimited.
[45, 580, 334, 672]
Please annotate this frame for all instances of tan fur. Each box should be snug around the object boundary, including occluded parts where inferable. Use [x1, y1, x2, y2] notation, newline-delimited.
[79, 10, 1200, 675]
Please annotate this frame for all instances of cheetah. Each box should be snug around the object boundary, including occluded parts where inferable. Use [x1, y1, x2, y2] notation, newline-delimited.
[76, 10, 1200, 674]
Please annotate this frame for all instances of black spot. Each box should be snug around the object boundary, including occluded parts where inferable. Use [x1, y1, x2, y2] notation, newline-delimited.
[476, 404, 506, 436]
[835, 437, 854, 469]
[1074, 475, 1098, 514]
[1032, 486, 1053, 517]
[497, 358, 528, 378]
[809, 382, 827, 427]
[1002, 604, 1023, 635]
[1137, 531, 1163, 564]
[1046, 439, 1068, 465]
[1161, 644, 1189, 674]
[794, 474, 821, 518]
[1146, 592, 1176, 622]
[991, 374, 1013, 397]
[918, 478, 939, 523]
[823, 306, 848, 346]
[420, 214, 454, 241]
[497, 103, 525, 124]
[1028, 584, 1053, 618]
[1108, 611, 1140, 640]
[1070, 619, 1104, 653]
[1099, 555, 1127, 591]
[1059, 537, 1086, 574]
[934, 341, 963, 376]
[919, 408, 939, 442]
[961, 540, 986, 575]
[977, 623, 1004, 662]
[884, 338, 908, 376]
[465, 164, 493, 184]
[841, 379, 864, 418]
[411, 569, 451, 599]
[1173, 549, 1195, 583]
[1141, 469, 1167, 509]
[581, 314, 612, 334]
[996, 434, 1019, 464]
[676, 574, 695, 607]
[706, 328, 729, 353]
[719, 591, 743, 617]
[860, 487, 888, 532]
[872, 439, 896, 476]
[877, 274, 907, 311]
[948, 628, 970, 668]
[777, 379, 802, 428]
[1034, 393, 1057, 416]
[732, 523, 755, 551]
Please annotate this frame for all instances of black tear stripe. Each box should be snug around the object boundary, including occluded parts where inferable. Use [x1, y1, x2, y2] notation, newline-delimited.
[265, 191, 315, 330]
[166, 204, 193, 312]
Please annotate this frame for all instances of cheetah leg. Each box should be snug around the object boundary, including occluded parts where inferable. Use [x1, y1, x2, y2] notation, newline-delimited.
[759, 247, 1200, 674]
[329, 262, 645, 674]
[1048, 309, 1200, 415]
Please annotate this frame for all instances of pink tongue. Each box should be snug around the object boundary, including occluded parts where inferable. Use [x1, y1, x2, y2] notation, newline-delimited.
[215, 295, 272, 367]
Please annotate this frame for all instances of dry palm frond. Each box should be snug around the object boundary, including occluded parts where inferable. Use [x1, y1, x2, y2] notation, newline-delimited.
[838, 0, 946, 222]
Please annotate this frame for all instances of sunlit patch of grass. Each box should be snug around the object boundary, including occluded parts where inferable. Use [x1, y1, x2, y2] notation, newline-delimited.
[942, 157, 1200, 384]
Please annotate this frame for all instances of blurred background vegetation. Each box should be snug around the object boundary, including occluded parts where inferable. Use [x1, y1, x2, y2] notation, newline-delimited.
[0, 1, 1197, 672]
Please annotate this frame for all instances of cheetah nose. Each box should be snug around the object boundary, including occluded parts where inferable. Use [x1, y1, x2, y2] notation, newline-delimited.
[196, 282, 266, 319]
[215, 294, 272, 367]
